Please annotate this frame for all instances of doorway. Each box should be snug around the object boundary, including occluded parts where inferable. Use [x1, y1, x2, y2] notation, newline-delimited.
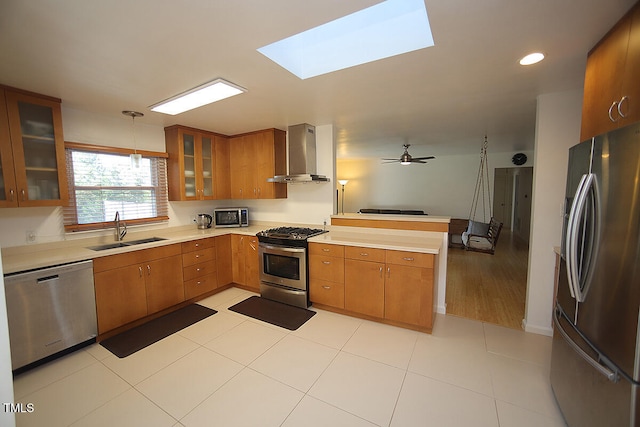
[445, 166, 533, 329]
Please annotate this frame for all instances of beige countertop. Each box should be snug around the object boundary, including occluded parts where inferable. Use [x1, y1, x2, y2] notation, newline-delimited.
[2, 222, 444, 275]
[309, 228, 442, 255]
[331, 213, 450, 223]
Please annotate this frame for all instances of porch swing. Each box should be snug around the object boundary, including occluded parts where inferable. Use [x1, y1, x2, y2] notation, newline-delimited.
[461, 136, 503, 254]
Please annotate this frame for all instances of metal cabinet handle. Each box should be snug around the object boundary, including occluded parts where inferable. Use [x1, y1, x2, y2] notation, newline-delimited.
[359, 253, 369, 257]
[322, 248, 330, 252]
[195, 243, 200, 247]
[609, 101, 620, 122]
[147, 265, 151, 275]
[138, 266, 143, 277]
[195, 254, 201, 258]
[322, 261, 331, 265]
[322, 285, 331, 290]
[618, 95, 629, 118]
[21, 189, 25, 201]
[387, 267, 391, 278]
[9, 189, 14, 202]
[196, 268, 201, 272]
[402, 257, 415, 261]
[379, 266, 383, 277]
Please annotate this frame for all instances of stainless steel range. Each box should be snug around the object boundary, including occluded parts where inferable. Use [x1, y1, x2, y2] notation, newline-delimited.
[257, 226, 327, 308]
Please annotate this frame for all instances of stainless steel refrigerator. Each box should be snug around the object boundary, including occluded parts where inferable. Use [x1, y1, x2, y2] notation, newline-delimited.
[551, 121, 640, 426]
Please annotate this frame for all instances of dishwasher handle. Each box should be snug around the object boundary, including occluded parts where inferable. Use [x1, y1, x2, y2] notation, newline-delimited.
[37, 275, 59, 284]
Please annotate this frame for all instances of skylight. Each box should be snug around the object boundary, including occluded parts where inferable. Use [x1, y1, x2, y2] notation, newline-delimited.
[257, 0, 434, 79]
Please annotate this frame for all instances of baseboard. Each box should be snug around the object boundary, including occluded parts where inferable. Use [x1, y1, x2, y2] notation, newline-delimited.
[522, 319, 553, 336]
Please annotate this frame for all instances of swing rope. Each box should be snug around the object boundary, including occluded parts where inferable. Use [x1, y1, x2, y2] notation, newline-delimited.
[468, 136, 492, 223]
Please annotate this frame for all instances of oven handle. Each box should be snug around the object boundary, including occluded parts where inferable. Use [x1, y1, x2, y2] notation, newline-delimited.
[259, 243, 306, 255]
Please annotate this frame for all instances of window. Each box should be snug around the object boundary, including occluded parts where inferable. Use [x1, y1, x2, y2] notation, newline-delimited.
[64, 143, 169, 232]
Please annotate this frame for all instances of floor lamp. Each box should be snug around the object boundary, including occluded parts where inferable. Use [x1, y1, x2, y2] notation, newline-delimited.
[338, 180, 349, 214]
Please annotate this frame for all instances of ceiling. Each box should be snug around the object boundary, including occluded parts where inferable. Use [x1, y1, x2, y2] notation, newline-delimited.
[0, 0, 636, 159]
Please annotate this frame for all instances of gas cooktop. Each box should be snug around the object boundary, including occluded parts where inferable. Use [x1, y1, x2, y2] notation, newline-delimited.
[257, 226, 327, 241]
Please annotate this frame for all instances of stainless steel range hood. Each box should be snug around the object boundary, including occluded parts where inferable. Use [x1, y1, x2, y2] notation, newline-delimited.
[267, 123, 330, 183]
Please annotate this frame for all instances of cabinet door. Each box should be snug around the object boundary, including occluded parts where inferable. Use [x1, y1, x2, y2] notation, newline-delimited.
[344, 259, 384, 318]
[199, 134, 215, 199]
[146, 254, 184, 314]
[216, 234, 233, 286]
[245, 236, 260, 291]
[231, 234, 246, 285]
[5, 90, 67, 206]
[0, 90, 18, 207]
[94, 264, 148, 334]
[385, 264, 433, 328]
[230, 135, 254, 199]
[214, 135, 231, 199]
[255, 129, 287, 199]
[619, 4, 640, 128]
[580, 7, 635, 140]
[181, 130, 199, 200]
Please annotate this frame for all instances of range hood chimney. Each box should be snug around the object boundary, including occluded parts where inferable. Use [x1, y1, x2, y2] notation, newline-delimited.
[267, 123, 330, 183]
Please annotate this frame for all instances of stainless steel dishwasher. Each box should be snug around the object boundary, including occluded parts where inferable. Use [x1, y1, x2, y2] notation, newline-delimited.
[3, 260, 97, 371]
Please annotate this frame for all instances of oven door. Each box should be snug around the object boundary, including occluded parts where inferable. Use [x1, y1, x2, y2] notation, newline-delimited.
[259, 243, 306, 291]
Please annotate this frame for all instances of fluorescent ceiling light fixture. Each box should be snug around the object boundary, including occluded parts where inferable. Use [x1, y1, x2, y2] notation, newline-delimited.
[519, 52, 545, 66]
[257, 0, 434, 79]
[150, 78, 246, 115]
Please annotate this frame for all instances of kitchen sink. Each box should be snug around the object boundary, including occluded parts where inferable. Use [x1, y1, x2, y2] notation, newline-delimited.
[87, 237, 167, 251]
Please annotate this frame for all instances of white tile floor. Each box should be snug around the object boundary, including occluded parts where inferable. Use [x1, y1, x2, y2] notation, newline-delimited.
[12, 287, 568, 427]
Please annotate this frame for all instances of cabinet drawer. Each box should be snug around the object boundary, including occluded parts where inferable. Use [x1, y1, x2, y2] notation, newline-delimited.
[309, 254, 344, 283]
[309, 278, 344, 308]
[183, 260, 216, 281]
[181, 238, 215, 253]
[182, 247, 216, 267]
[344, 246, 385, 262]
[184, 273, 218, 300]
[385, 250, 434, 268]
[309, 243, 344, 258]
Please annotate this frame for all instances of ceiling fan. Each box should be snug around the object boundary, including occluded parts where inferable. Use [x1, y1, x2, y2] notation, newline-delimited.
[382, 144, 435, 165]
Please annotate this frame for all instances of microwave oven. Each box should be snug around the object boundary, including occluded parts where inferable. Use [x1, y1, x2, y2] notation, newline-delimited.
[214, 208, 249, 228]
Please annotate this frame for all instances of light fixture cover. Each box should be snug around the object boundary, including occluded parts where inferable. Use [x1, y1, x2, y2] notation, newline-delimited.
[338, 179, 349, 186]
[258, 0, 434, 79]
[150, 78, 246, 115]
[519, 52, 545, 65]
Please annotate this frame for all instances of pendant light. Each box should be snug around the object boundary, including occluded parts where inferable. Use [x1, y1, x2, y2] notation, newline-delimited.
[122, 110, 144, 168]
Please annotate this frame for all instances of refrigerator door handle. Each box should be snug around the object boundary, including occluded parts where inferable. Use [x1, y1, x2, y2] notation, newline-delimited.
[566, 174, 589, 299]
[554, 308, 619, 383]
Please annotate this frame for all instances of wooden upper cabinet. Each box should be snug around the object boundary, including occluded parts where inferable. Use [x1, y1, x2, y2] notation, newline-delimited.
[0, 86, 68, 207]
[165, 125, 230, 201]
[581, 2, 640, 140]
[230, 128, 287, 199]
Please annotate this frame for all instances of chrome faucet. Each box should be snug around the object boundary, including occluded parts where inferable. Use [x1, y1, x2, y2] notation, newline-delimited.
[114, 211, 127, 241]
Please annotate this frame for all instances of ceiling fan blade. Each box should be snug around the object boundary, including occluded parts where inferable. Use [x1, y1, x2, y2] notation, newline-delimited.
[382, 158, 400, 161]
[382, 160, 400, 163]
[412, 160, 427, 163]
[412, 156, 435, 160]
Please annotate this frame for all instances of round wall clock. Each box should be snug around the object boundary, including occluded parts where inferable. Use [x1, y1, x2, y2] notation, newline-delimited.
[512, 153, 527, 166]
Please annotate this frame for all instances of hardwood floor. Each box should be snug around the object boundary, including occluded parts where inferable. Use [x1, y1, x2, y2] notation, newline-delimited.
[445, 229, 529, 329]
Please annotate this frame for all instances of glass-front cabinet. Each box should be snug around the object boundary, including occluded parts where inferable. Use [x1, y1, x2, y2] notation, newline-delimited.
[165, 125, 223, 201]
[0, 87, 68, 207]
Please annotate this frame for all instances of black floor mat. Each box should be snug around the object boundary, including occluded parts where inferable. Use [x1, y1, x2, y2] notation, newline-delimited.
[100, 304, 217, 358]
[228, 296, 315, 331]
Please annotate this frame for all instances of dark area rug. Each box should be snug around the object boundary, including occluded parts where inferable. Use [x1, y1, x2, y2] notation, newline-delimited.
[101, 304, 217, 358]
[228, 296, 315, 331]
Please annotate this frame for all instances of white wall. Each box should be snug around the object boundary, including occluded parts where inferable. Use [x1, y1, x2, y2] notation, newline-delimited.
[524, 89, 583, 335]
[0, 108, 336, 248]
[336, 151, 534, 219]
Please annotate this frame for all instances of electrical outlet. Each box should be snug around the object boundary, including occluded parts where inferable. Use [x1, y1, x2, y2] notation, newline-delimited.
[26, 230, 36, 243]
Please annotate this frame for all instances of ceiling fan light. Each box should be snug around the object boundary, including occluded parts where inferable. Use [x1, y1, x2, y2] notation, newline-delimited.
[400, 160, 411, 165]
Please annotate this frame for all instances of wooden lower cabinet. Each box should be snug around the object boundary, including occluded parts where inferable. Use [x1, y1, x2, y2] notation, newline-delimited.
[216, 234, 233, 287]
[231, 234, 260, 291]
[309, 243, 345, 309]
[182, 238, 217, 300]
[93, 244, 184, 334]
[311, 243, 436, 332]
[344, 258, 385, 318]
